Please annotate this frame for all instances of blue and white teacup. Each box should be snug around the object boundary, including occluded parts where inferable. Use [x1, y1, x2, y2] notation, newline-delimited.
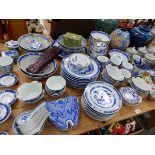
[5, 40, 19, 51]
[97, 55, 109, 71]
[110, 55, 122, 67]
[0, 56, 13, 73]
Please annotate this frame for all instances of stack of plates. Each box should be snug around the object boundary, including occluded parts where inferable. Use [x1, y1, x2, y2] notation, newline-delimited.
[61, 54, 100, 89]
[17, 53, 57, 79]
[81, 81, 122, 121]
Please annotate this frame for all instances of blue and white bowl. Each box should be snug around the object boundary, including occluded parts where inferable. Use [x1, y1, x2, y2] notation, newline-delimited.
[45, 76, 66, 97]
[1, 50, 19, 61]
[5, 40, 19, 50]
[0, 89, 17, 105]
[0, 56, 13, 73]
[17, 52, 57, 79]
[119, 87, 142, 106]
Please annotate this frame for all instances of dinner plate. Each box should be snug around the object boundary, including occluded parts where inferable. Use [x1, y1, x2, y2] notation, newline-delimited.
[0, 90, 17, 105]
[109, 49, 130, 62]
[18, 33, 51, 52]
[0, 73, 18, 87]
[83, 81, 122, 114]
[0, 103, 11, 124]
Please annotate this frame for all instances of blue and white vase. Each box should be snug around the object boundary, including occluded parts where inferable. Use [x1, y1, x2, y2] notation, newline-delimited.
[110, 28, 130, 50]
[130, 25, 154, 48]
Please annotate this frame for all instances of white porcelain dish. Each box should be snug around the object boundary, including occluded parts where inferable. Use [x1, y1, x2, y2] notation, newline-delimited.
[0, 89, 17, 105]
[17, 81, 43, 101]
[0, 73, 18, 87]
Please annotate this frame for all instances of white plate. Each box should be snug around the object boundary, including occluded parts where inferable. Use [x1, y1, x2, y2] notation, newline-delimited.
[0, 73, 18, 87]
[0, 103, 11, 124]
[0, 90, 17, 105]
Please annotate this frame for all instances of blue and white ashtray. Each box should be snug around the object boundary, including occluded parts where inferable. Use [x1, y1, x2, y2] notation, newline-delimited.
[45, 96, 80, 131]
[0, 89, 17, 105]
[0, 103, 11, 124]
[1, 50, 19, 61]
[0, 73, 18, 87]
[0, 131, 9, 135]
[119, 87, 142, 106]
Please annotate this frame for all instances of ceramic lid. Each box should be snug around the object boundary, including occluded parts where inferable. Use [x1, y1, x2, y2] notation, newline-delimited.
[5, 40, 19, 48]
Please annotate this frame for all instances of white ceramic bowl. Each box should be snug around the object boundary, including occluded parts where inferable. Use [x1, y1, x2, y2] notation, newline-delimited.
[46, 76, 66, 96]
[0, 56, 13, 73]
[17, 81, 43, 101]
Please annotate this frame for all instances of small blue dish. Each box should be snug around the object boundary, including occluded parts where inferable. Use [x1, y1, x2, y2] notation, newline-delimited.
[0, 103, 11, 124]
[45, 96, 80, 131]
[0, 89, 17, 105]
[0, 73, 18, 87]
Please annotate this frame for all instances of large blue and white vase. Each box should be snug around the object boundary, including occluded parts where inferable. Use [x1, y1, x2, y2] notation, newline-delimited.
[110, 28, 130, 50]
[129, 25, 154, 48]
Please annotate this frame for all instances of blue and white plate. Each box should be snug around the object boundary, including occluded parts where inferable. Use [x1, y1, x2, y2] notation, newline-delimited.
[45, 96, 80, 131]
[119, 87, 142, 106]
[0, 73, 18, 87]
[83, 81, 122, 114]
[0, 131, 9, 135]
[0, 103, 11, 124]
[109, 49, 130, 62]
[0, 90, 17, 105]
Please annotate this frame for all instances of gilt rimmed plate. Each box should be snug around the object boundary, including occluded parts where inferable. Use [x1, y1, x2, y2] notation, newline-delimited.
[0, 103, 11, 124]
[0, 90, 17, 105]
[0, 73, 18, 87]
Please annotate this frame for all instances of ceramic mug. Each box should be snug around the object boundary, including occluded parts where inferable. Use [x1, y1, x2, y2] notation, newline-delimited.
[0, 56, 13, 74]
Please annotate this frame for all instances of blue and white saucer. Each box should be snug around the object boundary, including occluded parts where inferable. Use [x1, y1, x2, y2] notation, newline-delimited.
[0, 90, 17, 105]
[0, 103, 11, 124]
[0, 73, 18, 87]
[119, 87, 142, 106]
[0, 131, 9, 135]
[45, 96, 80, 131]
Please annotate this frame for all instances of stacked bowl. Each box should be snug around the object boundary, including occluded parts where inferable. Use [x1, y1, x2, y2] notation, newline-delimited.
[17, 81, 44, 103]
[81, 81, 122, 121]
[45, 76, 66, 96]
[60, 53, 100, 89]
[17, 52, 57, 79]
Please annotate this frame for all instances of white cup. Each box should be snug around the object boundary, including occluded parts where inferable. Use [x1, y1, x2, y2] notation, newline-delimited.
[0, 56, 13, 73]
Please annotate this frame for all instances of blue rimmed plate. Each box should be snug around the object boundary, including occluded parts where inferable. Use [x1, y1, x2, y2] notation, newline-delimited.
[109, 49, 130, 62]
[0, 131, 9, 135]
[0, 90, 17, 105]
[0, 103, 11, 124]
[0, 73, 18, 87]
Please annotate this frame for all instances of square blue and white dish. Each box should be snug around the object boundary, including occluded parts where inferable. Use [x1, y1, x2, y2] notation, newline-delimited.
[0, 89, 17, 105]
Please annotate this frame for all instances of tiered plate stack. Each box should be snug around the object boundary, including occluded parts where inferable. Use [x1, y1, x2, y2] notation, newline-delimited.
[61, 53, 100, 89]
[81, 81, 122, 121]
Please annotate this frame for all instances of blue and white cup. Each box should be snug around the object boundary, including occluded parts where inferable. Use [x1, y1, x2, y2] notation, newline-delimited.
[0, 56, 13, 74]
[97, 55, 109, 71]
[121, 61, 133, 72]
[110, 55, 122, 67]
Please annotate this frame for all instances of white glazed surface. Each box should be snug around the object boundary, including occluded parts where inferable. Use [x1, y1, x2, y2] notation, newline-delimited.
[97, 56, 109, 63]
[110, 55, 122, 66]
[17, 81, 42, 101]
[0, 56, 13, 66]
[91, 33, 110, 42]
[0, 76, 16, 86]
[0, 92, 15, 105]
[122, 61, 133, 70]
[46, 76, 66, 91]
[132, 77, 152, 92]
[121, 69, 131, 79]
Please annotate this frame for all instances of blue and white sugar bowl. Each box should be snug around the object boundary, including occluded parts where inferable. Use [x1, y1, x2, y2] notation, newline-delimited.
[45, 76, 66, 96]
[5, 40, 19, 50]
[119, 87, 142, 106]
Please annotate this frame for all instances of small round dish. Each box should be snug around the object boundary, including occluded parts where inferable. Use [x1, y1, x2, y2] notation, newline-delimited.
[149, 90, 155, 101]
[119, 87, 142, 106]
[0, 73, 18, 87]
[0, 103, 11, 124]
[0, 90, 17, 105]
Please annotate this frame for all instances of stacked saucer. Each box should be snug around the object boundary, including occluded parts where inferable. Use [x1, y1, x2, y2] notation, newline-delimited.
[81, 81, 122, 121]
[61, 53, 100, 89]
